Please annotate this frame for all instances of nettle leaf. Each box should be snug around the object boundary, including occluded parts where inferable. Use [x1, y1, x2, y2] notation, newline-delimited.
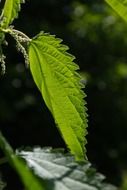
[28, 32, 88, 161]
[18, 147, 117, 190]
[0, 0, 25, 28]
[105, 0, 127, 22]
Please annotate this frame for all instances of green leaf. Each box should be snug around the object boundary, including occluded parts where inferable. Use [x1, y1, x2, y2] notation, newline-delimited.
[121, 172, 127, 190]
[105, 0, 127, 22]
[28, 32, 88, 161]
[0, 132, 45, 190]
[18, 147, 117, 190]
[0, 0, 25, 28]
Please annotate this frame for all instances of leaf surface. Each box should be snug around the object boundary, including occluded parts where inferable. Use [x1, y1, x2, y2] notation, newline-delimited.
[0, 0, 25, 28]
[105, 0, 127, 22]
[18, 147, 117, 190]
[28, 32, 88, 160]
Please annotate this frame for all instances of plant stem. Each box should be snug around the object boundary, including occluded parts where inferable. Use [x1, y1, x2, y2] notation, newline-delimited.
[0, 27, 31, 42]
[12, 29, 31, 41]
[0, 131, 44, 190]
[0, 132, 14, 163]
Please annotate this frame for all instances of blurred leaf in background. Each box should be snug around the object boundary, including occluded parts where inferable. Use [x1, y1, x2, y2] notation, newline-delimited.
[67, 1, 127, 186]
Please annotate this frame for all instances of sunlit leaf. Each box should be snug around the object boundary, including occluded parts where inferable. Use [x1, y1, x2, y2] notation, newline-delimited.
[18, 147, 117, 190]
[28, 32, 88, 160]
[0, 0, 25, 28]
[105, 0, 127, 22]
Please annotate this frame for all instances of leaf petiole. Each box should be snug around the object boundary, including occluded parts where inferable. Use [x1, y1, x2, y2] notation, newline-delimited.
[0, 27, 31, 42]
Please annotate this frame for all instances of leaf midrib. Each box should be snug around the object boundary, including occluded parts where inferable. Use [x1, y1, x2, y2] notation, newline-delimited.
[32, 42, 84, 128]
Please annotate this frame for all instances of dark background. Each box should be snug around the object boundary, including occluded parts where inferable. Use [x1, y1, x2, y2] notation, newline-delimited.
[0, 0, 127, 189]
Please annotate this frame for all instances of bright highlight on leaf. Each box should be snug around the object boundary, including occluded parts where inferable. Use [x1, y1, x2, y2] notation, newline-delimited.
[105, 0, 127, 22]
[18, 147, 117, 190]
[0, 0, 25, 28]
[28, 32, 88, 161]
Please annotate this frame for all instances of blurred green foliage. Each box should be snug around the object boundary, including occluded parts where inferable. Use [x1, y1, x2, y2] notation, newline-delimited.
[121, 172, 127, 190]
[68, 2, 127, 186]
[0, 0, 127, 189]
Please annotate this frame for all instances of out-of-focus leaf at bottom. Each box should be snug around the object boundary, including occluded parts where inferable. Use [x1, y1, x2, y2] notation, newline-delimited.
[18, 147, 117, 190]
